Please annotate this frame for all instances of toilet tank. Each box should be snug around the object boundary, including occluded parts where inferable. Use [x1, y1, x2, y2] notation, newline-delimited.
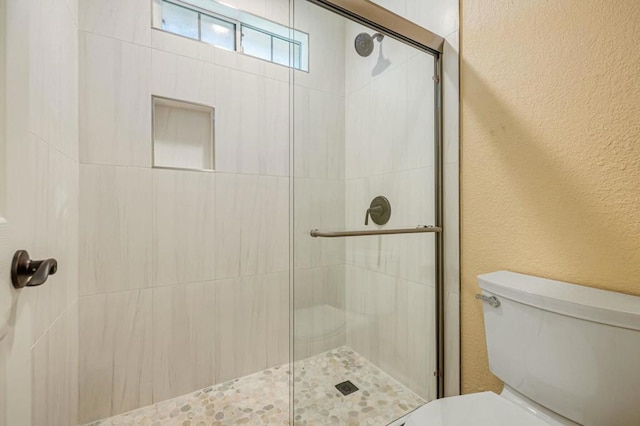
[478, 271, 640, 426]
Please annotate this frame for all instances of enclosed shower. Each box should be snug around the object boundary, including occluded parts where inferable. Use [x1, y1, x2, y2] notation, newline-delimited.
[0, 0, 457, 424]
[290, 2, 443, 421]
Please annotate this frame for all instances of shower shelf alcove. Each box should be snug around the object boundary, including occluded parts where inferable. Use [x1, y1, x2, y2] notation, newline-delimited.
[152, 96, 215, 172]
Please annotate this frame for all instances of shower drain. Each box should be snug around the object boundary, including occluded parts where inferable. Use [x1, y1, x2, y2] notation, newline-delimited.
[335, 380, 359, 396]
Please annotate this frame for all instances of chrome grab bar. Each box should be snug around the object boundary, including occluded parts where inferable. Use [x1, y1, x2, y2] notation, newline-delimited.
[310, 225, 442, 238]
[475, 294, 501, 308]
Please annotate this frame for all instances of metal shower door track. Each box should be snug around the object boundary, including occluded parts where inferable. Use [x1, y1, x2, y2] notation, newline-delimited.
[306, 0, 444, 55]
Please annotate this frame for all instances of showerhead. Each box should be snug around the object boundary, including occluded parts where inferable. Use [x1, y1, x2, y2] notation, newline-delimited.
[354, 32, 384, 57]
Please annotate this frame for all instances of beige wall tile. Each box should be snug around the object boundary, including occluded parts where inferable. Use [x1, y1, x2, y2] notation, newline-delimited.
[78, 290, 153, 423]
[265, 271, 290, 367]
[151, 49, 216, 107]
[31, 305, 78, 426]
[293, 86, 345, 179]
[214, 67, 289, 176]
[215, 275, 267, 382]
[293, 265, 345, 361]
[152, 282, 216, 402]
[345, 270, 437, 400]
[152, 169, 216, 287]
[79, 0, 151, 46]
[79, 165, 152, 295]
[79, 32, 151, 167]
[215, 173, 288, 279]
[293, 178, 345, 270]
[293, 0, 345, 95]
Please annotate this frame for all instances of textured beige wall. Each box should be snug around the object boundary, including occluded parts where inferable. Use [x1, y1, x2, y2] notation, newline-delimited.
[460, 0, 640, 393]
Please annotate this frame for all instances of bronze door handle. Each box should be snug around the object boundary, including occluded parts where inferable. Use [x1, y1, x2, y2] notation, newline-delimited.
[11, 250, 58, 289]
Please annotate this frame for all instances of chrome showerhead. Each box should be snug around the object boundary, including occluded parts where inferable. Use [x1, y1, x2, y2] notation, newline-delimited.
[354, 32, 384, 57]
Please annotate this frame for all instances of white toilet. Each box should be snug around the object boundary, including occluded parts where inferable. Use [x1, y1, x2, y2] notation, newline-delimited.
[406, 270, 640, 426]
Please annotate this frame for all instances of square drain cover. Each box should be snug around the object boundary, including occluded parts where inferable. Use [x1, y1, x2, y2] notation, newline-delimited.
[335, 380, 359, 396]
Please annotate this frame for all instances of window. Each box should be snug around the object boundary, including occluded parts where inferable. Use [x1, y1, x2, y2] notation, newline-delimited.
[158, 0, 309, 71]
[240, 25, 271, 62]
[161, 1, 200, 40]
[201, 14, 236, 51]
[161, 1, 236, 50]
[241, 25, 303, 69]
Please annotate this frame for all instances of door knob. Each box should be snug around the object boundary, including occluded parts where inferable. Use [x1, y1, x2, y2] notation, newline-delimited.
[11, 250, 57, 289]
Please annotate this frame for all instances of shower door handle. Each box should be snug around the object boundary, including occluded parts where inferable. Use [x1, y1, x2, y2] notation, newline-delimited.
[11, 250, 58, 289]
[310, 225, 441, 238]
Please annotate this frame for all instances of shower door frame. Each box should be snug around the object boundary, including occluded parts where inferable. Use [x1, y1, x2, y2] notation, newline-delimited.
[301, 0, 447, 399]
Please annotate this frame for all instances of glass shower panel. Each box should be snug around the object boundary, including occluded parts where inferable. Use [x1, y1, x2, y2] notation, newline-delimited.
[292, 2, 438, 424]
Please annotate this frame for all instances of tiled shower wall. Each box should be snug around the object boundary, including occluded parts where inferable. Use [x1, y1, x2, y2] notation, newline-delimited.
[77, 0, 346, 423]
[2, 0, 80, 424]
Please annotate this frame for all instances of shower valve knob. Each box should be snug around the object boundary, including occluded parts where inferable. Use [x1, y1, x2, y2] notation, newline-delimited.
[364, 196, 391, 226]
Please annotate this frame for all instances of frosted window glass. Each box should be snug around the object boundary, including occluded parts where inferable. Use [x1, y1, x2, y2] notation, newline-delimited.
[201, 15, 235, 51]
[241, 26, 271, 61]
[162, 2, 199, 40]
[272, 37, 291, 67]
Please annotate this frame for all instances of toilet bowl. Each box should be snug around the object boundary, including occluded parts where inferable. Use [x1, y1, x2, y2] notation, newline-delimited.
[405, 387, 577, 426]
[406, 271, 640, 426]
[405, 391, 548, 426]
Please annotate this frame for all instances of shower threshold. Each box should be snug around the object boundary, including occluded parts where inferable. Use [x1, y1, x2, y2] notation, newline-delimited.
[88, 347, 425, 425]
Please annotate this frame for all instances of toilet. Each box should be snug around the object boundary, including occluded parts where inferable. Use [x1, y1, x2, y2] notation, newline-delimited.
[406, 270, 640, 426]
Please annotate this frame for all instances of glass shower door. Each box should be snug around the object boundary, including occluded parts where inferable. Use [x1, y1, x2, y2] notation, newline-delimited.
[292, 1, 440, 424]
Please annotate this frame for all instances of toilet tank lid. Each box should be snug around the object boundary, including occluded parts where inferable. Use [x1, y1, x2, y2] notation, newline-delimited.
[478, 271, 640, 331]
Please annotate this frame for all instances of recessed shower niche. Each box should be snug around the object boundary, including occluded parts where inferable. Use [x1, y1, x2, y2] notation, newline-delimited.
[152, 96, 215, 171]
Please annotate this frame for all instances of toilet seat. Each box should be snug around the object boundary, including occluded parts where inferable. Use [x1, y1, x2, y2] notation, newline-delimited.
[405, 392, 549, 426]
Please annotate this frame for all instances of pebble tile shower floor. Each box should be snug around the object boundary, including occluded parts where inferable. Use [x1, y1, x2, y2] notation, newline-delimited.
[88, 347, 425, 425]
